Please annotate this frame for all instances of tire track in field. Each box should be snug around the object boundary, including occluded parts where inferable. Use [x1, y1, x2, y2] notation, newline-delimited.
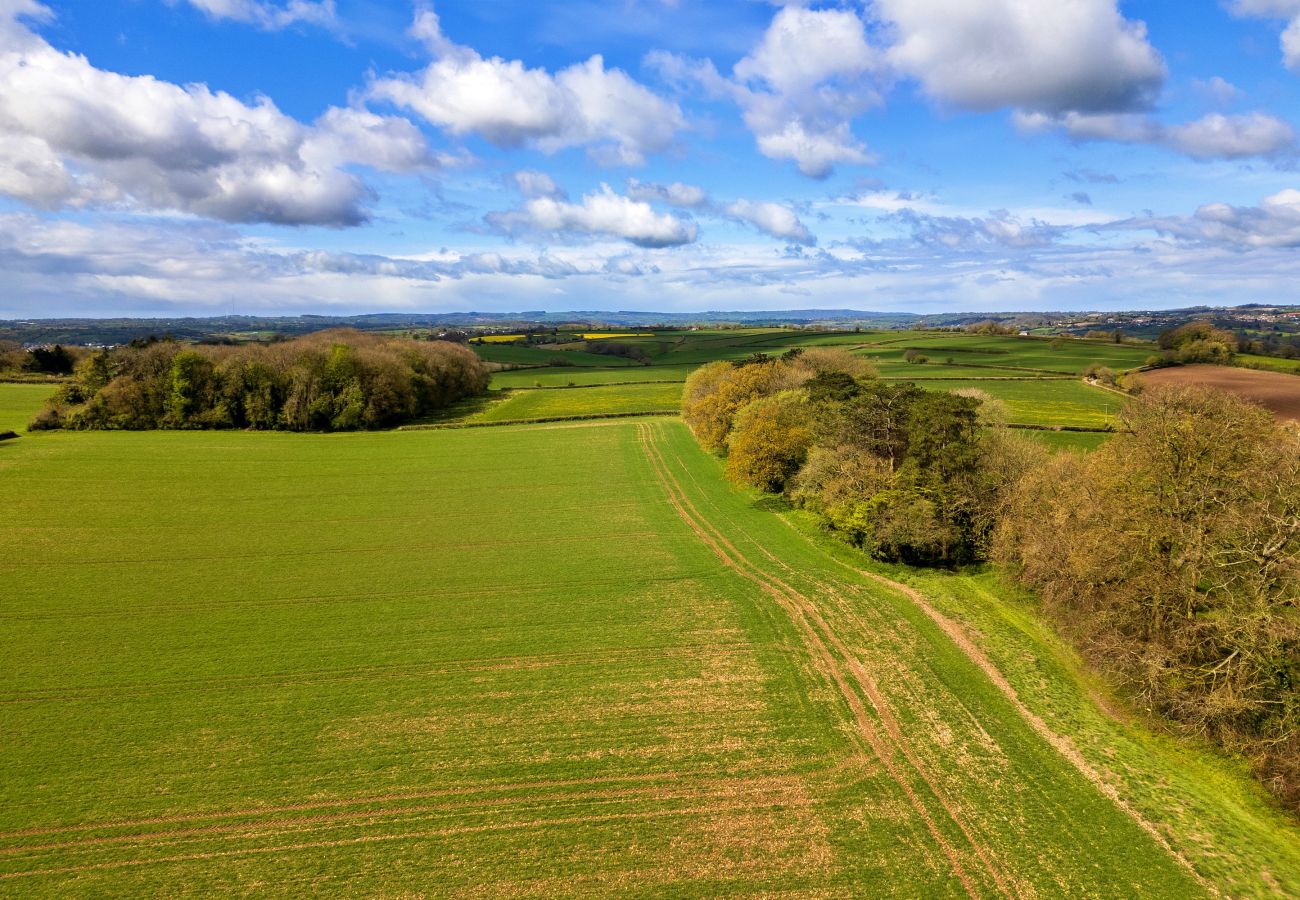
[0, 641, 755, 704]
[636, 423, 993, 899]
[0, 774, 811, 861]
[793, 538, 1216, 896]
[1, 531, 662, 572]
[661, 450, 1026, 896]
[0, 794, 825, 881]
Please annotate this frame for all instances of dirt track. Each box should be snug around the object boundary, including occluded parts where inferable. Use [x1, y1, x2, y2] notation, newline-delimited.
[1136, 365, 1300, 421]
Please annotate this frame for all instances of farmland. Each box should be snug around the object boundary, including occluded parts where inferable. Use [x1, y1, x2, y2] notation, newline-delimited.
[4, 326, 1300, 895]
[469, 330, 1138, 432]
[1135, 364, 1300, 422]
[5, 407, 1300, 895]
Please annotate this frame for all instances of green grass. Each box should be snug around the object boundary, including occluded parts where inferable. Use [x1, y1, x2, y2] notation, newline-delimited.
[489, 363, 700, 390]
[1236, 353, 1300, 375]
[0, 383, 57, 432]
[913, 378, 1124, 427]
[472, 343, 642, 367]
[466, 382, 683, 422]
[858, 333, 1154, 374]
[8, 418, 1296, 894]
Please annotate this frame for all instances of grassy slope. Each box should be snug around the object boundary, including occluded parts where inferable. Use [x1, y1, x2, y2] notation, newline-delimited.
[7, 413, 1292, 894]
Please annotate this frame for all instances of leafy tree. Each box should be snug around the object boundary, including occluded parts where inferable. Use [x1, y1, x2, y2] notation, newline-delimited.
[725, 391, 814, 492]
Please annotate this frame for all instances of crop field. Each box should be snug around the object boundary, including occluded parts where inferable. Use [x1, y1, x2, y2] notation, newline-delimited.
[1136, 364, 1300, 421]
[4, 413, 1299, 895]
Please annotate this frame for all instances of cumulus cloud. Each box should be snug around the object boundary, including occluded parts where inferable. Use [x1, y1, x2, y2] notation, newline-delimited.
[487, 184, 697, 247]
[368, 8, 682, 166]
[651, 6, 882, 177]
[171, 0, 336, 30]
[510, 169, 563, 198]
[625, 178, 708, 208]
[873, 0, 1165, 114]
[1116, 188, 1300, 249]
[1017, 110, 1297, 160]
[1229, 1, 1300, 72]
[0, 2, 440, 225]
[725, 199, 815, 244]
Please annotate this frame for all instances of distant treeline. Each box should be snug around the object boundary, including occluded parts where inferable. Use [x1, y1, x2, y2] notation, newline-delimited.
[684, 349, 1300, 812]
[32, 330, 488, 432]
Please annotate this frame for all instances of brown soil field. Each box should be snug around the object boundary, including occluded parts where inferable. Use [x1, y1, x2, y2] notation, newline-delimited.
[1137, 364, 1300, 421]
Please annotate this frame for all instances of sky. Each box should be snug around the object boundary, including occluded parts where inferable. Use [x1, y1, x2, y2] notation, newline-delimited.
[1, 0, 1299, 317]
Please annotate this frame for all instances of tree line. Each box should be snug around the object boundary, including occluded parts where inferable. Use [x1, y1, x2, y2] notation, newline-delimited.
[31, 329, 489, 432]
[683, 349, 1300, 811]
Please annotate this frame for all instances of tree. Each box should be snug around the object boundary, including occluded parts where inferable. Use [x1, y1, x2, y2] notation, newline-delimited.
[725, 391, 814, 492]
[998, 385, 1300, 809]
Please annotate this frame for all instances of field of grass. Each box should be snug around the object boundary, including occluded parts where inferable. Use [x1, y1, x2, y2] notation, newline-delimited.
[6, 411, 1299, 894]
[489, 363, 700, 390]
[1236, 353, 1300, 375]
[467, 382, 683, 422]
[0, 382, 57, 432]
[855, 334, 1153, 374]
[915, 378, 1124, 428]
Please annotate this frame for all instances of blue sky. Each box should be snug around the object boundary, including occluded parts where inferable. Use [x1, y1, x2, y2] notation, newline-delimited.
[1, 0, 1299, 316]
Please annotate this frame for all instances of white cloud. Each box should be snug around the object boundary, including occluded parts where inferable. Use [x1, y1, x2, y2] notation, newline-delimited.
[487, 184, 697, 247]
[0, 3, 446, 225]
[510, 170, 563, 198]
[873, 0, 1165, 114]
[1117, 188, 1300, 249]
[1017, 110, 1296, 160]
[625, 178, 707, 208]
[172, 0, 336, 30]
[1230, 1, 1300, 71]
[725, 199, 814, 244]
[1193, 76, 1243, 106]
[302, 107, 437, 173]
[368, 8, 682, 165]
[649, 6, 882, 178]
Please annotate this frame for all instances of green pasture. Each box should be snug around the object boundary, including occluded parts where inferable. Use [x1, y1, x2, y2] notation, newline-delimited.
[1236, 353, 1300, 375]
[466, 381, 683, 422]
[490, 363, 700, 390]
[856, 333, 1154, 374]
[0, 382, 57, 432]
[5, 413, 1298, 894]
[916, 378, 1124, 428]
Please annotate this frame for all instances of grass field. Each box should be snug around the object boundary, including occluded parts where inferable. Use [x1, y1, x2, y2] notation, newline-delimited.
[906, 378, 1124, 428]
[4, 410, 1299, 895]
[467, 382, 683, 422]
[0, 383, 57, 432]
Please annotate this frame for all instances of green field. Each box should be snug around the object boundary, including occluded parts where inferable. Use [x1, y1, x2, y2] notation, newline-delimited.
[466, 382, 684, 422]
[0, 382, 57, 432]
[4, 409, 1299, 894]
[469, 330, 1145, 429]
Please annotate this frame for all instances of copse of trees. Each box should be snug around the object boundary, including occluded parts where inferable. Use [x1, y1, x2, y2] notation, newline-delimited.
[0, 342, 88, 377]
[32, 329, 489, 432]
[683, 349, 1038, 566]
[1155, 320, 1238, 365]
[997, 385, 1300, 809]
